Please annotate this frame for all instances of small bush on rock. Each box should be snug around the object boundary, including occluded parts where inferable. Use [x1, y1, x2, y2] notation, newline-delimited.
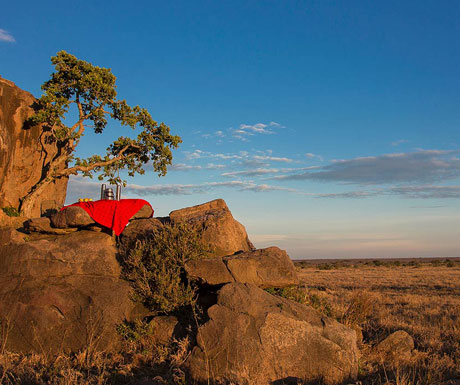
[122, 222, 209, 313]
[1, 207, 19, 217]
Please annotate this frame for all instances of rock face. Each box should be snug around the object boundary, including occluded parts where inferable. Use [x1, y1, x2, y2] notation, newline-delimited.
[185, 247, 299, 288]
[187, 283, 359, 385]
[0, 228, 26, 246]
[0, 231, 138, 353]
[0, 76, 68, 217]
[169, 199, 254, 257]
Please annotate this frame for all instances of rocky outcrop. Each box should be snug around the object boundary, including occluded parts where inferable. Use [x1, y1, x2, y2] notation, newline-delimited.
[0, 76, 68, 217]
[185, 247, 299, 288]
[0, 231, 140, 353]
[0, 198, 359, 384]
[186, 283, 359, 385]
[169, 199, 254, 257]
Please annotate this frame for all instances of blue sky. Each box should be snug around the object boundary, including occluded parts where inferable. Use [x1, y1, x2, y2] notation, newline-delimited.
[1, 1, 460, 258]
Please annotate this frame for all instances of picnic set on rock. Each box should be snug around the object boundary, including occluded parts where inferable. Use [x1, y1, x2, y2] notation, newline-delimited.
[61, 184, 153, 236]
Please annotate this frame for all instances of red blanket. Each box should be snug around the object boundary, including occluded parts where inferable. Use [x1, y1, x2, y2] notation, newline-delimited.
[62, 199, 153, 236]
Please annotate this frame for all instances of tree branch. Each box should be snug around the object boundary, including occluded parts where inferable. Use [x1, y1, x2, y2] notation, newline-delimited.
[56, 144, 134, 177]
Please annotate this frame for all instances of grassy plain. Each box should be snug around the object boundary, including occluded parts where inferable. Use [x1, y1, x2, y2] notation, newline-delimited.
[295, 258, 460, 385]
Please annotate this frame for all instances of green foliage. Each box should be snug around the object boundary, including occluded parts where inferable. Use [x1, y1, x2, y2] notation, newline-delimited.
[122, 222, 209, 313]
[1, 207, 20, 217]
[29, 51, 181, 186]
[317, 263, 333, 270]
[116, 319, 153, 343]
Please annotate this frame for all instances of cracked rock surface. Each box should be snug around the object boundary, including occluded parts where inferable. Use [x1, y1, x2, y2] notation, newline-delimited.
[186, 282, 359, 385]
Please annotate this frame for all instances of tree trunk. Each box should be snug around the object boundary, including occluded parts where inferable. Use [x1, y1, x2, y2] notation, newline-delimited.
[19, 178, 55, 217]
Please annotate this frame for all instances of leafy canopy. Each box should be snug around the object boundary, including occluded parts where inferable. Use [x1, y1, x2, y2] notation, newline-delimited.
[31, 50, 181, 185]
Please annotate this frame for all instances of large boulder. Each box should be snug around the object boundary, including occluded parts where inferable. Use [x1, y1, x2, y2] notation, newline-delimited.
[24, 217, 78, 235]
[0, 76, 68, 217]
[187, 283, 359, 385]
[50, 206, 95, 228]
[185, 247, 299, 288]
[120, 217, 165, 246]
[169, 199, 254, 257]
[0, 231, 140, 354]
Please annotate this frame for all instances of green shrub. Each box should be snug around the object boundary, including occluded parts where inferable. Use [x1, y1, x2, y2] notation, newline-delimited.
[121, 222, 209, 313]
[1, 207, 19, 217]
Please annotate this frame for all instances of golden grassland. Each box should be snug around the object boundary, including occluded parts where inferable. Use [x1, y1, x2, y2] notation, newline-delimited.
[295, 259, 460, 385]
[0, 259, 459, 384]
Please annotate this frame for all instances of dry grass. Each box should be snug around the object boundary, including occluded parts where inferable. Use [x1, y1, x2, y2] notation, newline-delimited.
[296, 260, 460, 385]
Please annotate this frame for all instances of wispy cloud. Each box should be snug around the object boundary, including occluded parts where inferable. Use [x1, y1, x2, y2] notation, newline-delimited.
[182, 149, 294, 165]
[170, 162, 226, 171]
[66, 176, 304, 202]
[231, 122, 282, 140]
[391, 139, 409, 146]
[222, 168, 281, 178]
[315, 185, 460, 200]
[305, 152, 324, 161]
[253, 155, 294, 163]
[273, 149, 460, 185]
[389, 185, 460, 199]
[170, 163, 202, 171]
[67, 175, 460, 204]
[0, 29, 15, 43]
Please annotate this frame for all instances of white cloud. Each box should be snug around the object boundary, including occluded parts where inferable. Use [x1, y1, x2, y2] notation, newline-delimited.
[391, 139, 409, 146]
[305, 152, 324, 161]
[66, 176, 305, 202]
[253, 155, 294, 163]
[170, 163, 202, 171]
[222, 168, 280, 178]
[0, 29, 15, 43]
[231, 122, 281, 140]
[184, 149, 206, 159]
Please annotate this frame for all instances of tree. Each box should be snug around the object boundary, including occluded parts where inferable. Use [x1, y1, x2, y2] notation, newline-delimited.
[19, 51, 181, 216]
